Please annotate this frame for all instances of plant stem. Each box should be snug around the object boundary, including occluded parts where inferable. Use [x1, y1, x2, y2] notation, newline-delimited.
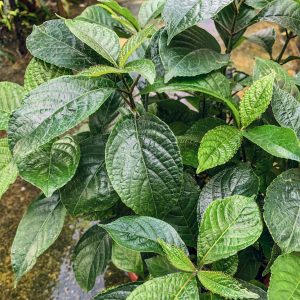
[276, 29, 297, 63]
[120, 75, 136, 110]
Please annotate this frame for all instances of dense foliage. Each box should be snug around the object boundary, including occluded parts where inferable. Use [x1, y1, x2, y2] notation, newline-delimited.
[1, 0, 300, 298]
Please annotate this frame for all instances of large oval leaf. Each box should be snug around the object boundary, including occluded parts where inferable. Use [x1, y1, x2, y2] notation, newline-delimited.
[73, 225, 111, 291]
[198, 195, 263, 266]
[101, 216, 187, 255]
[264, 169, 300, 253]
[105, 113, 183, 217]
[11, 193, 66, 283]
[138, 0, 166, 27]
[60, 134, 119, 216]
[8, 76, 115, 160]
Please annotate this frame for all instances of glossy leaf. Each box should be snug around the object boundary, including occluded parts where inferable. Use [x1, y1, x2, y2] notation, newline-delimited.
[198, 195, 263, 265]
[197, 125, 242, 173]
[73, 225, 111, 291]
[11, 193, 66, 283]
[198, 271, 259, 299]
[138, 0, 166, 27]
[242, 125, 300, 162]
[60, 134, 119, 216]
[100, 216, 187, 255]
[145, 255, 178, 277]
[198, 163, 259, 220]
[247, 28, 276, 56]
[127, 272, 199, 300]
[105, 114, 183, 217]
[240, 73, 274, 128]
[264, 169, 300, 253]
[8, 76, 115, 160]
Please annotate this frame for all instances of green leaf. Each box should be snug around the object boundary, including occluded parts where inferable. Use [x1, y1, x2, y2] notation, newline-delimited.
[268, 253, 300, 300]
[0, 138, 18, 199]
[211, 255, 239, 276]
[145, 255, 178, 277]
[258, 0, 300, 36]
[262, 244, 280, 276]
[118, 25, 156, 67]
[60, 134, 119, 216]
[100, 216, 187, 255]
[0, 82, 24, 130]
[242, 125, 300, 162]
[164, 172, 200, 247]
[138, 0, 166, 27]
[198, 271, 259, 299]
[264, 169, 300, 253]
[198, 195, 263, 266]
[197, 125, 242, 173]
[245, 0, 273, 9]
[105, 114, 183, 218]
[162, 0, 234, 43]
[159, 26, 228, 82]
[127, 272, 199, 300]
[24, 58, 72, 92]
[73, 225, 111, 291]
[240, 73, 275, 128]
[238, 281, 267, 300]
[8, 76, 115, 160]
[112, 242, 144, 276]
[26, 20, 101, 70]
[11, 193, 66, 283]
[65, 19, 120, 66]
[198, 163, 259, 220]
[272, 86, 300, 139]
[93, 282, 142, 300]
[158, 239, 195, 272]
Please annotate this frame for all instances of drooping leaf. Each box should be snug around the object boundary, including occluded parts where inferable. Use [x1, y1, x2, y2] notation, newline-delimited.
[145, 255, 178, 277]
[271, 86, 300, 139]
[258, 0, 300, 36]
[100, 216, 187, 255]
[26, 20, 101, 70]
[112, 242, 144, 276]
[127, 272, 199, 300]
[159, 26, 228, 82]
[105, 113, 183, 218]
[197, 125, 243, 173]
[11, 193, 66, 283]
[138, 0, 166, 27]
[0, 138, 18, 199]
[8, 76, 115, 160]
[0, 82, 24, 130]
[240, 73, 275, 128]
[198, 195, 263, 266]
[73, 225, 111, 291]
[65, 19, 120, 66]
[198, 163, 259, 220]
[238, 280, 267, 300]
[211, 255, 239, 276]
[60, 134, 119, 216]
[164, 172, 200, 247]
[198, 271, 259, 299]
[264, 169, 300, 253]
[242, 125, 300, 162]
[24, 58, 72, 92]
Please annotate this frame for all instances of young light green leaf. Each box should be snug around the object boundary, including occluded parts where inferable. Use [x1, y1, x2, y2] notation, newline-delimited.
[100, 216, 187, 255]
[105, 114, 183, 218]
[198, 271, 259, 299]
[65, 19, 120, 66]
[158, 239, 195, 272]
[112, 242, 144, 276]
[0, 82, 24, 130]
[17, 135, 80, 197]
[138, 0, 166, 27]
[73, 225, 111, 291]
[198, 195, 263, 266]
[145, 255, 178, 277]
[60, 134, 119, 216]
[127, 272, 199, 300]
[240, 73, 275, 128]
[0, 138, 18, 199]
[264, 169, 300, 253]
[268, 253, 300, 300]
[11, 193, 66, 283]
[242, 125, 300, 162]
[24, 58, 72, 92]
[8, 76, 115, 160]
[211, 255, 239, 276]
[118, 25, 156, 67]
[197, 125, 243, 173]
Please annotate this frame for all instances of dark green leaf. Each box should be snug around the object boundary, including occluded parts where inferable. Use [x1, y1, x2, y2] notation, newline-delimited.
[247, 28, 276, 56]
[145, 255, 178, 277]
[211, 255, 239, 276]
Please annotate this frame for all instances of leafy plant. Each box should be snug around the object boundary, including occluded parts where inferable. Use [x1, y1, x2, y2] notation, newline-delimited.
[1, 0, 300, 298]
